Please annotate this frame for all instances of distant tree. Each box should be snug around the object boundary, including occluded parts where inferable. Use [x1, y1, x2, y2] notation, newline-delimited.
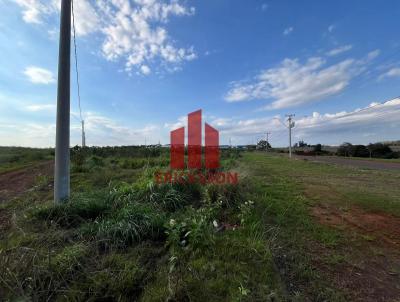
[337, 142, 353, 157]
[352, 145, 369, 157]
[298, 140, 308, 147]
[367, 143, 394, 158]
[257, 139, 272, 150]
[313, 144, 322, 153]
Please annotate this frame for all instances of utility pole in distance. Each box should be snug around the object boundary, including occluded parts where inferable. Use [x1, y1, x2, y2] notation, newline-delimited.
[286, 114, 295, 158]
[266, 132, 271, 152]
[81, 120, 86, 147]
[54, 0, 71, 204]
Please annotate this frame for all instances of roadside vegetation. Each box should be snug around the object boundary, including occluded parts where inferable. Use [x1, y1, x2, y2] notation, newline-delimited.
[1, 148, 399, 301]
[0, 147, 53, 174]
[0, 147, 285, 301]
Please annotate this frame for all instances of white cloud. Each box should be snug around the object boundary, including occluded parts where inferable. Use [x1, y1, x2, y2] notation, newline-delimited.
[328, 24, 335, 33]
[14, 0, 98, 35]
[292, 98, 400, 144]
[99, 0, 196, 72]
[261, 3, 268, 11]
[283, 27, 293, 35]
[72, 0, 100, 36]
[14, 0, 197, 74]
[196, 98, 400, 146]
[326, 44, 352, 56]
[2, 99, 400, 147]
[0, 111, 162, 147]
[379, 67, 400, 80]
[366, 49, 380, 61]
[25, 104, 55, 111]
[225, 50, 380, 110]
[14, 0, 58, 24]
[23, 66, 55, 84]
[82, 112, 160, 146]
[140, 65, 151, 75]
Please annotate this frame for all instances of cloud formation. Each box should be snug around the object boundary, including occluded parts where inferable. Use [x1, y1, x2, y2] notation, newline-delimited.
[14, 0, 58, 24]
[326, 44, 353, 56]
[25, 104, 56, 111]
[379, 67, 400, 80]
[207, 98, 400, 145]
[225, 50, 380, 110]
[283, 27, 293, 35]
[14, 0, 197, 75]
[1, 98, 399, 147]
[23, 66, 55, 84]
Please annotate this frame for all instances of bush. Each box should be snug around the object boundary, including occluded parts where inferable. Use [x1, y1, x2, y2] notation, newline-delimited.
[368, 143, 394, 158]
[109, 179, 203, 212]
[81, 203, 166, 248]
[34, 193, 110, 227]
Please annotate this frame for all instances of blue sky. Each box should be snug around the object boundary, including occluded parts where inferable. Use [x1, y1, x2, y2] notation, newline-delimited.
[1, 0, 400, 147]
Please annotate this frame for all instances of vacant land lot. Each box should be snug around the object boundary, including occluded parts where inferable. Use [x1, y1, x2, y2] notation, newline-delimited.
[295, 155, 400, 171]
[0, 149, 399, 301]
[242, 152, 400, 301]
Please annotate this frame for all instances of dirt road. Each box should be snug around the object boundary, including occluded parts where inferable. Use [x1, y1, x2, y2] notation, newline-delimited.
[0, 161, 53, 202]
[295, 155, 400, 171]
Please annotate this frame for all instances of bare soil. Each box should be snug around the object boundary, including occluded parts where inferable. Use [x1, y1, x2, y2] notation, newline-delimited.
[0, 161, 53, 203]
[311, 204, 400, 301]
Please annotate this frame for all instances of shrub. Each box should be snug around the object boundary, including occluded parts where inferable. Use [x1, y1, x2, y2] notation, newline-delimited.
[34, 193, 110, 227]
[51, 243, 89, 274]
[206, 182, 245, 208]
[81, 203, 166, 248]
[368, 143, 394, 158]
[109, 179, 203, 212]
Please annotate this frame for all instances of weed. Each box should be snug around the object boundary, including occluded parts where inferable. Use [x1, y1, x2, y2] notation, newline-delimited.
[81, 203, 166, 249]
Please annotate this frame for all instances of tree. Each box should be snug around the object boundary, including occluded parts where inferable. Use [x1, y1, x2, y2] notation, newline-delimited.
[352, 145, 369, 157]
[313, 144, 322, 153]
[257, 139, 272, 150]
[337, 142, 353, 157]
[367, 143, 394, 158]
[298, 140, 308, 147]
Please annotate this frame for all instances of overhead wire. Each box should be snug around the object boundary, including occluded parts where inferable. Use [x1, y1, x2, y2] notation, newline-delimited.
[294, 96, 400, 130]
[71, 0, 83, 123]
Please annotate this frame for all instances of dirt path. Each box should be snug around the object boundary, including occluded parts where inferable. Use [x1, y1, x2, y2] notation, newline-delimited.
[311, 204, 400, 301]
[296, 155, 400, 171]
[0, 161, 53, 203]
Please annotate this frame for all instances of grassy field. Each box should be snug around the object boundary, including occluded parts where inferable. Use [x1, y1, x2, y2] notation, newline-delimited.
[0, 149, 399, 301]
[0, 147, 53, 173]
[340, 156, 400, 163]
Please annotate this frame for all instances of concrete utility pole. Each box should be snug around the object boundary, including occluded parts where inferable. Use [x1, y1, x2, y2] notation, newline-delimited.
[81, 120, 86, 147]
[54, 0, 71, 204]
[286, 114, 295, 158]
[266, 132, 271, 151]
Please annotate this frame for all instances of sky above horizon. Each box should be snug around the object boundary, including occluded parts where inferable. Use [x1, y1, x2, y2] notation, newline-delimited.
[1, 0, 400, 147]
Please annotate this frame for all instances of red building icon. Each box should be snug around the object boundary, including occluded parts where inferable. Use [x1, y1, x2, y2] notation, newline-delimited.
[170, 109, 219, 169]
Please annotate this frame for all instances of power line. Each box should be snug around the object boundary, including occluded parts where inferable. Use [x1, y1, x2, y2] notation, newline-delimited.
[72, 0, 86, 147]
[296, 96, 400, 130]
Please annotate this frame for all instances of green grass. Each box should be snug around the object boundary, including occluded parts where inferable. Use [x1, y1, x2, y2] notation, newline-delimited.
[240, 153, 347, 301]
[2, 148, 398, 301]
[0, 149, 288, 301]
[0, 147, 53, 173]
[259, 152, 400, 215]
[340, 156, 400, 163]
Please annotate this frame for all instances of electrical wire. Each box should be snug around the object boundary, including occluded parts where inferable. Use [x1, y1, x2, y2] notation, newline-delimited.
[71, 0, 83, 123]
[295, 96, 400, 130]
